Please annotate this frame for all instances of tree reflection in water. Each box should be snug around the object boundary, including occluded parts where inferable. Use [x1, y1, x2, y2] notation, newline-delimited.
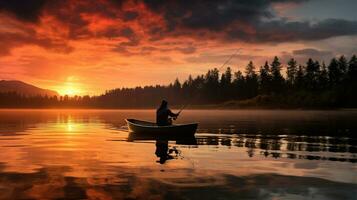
[195, 134, 357, 163]
[127, 132, 357, 163]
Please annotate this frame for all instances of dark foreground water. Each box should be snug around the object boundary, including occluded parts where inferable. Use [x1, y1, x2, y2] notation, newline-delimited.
[0, 109, 356, 200]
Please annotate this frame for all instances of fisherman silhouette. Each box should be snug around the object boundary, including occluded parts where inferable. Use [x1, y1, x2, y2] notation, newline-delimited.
[156, 100, 179, 126]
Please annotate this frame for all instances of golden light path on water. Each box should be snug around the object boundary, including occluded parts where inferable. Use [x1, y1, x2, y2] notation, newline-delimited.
[0, 109, 356, 199]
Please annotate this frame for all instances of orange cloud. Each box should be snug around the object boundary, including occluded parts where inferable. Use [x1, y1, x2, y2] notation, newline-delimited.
[0, 0, 355, 95]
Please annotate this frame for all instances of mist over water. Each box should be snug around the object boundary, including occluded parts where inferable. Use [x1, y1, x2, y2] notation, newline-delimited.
[0, 109, 356, 199]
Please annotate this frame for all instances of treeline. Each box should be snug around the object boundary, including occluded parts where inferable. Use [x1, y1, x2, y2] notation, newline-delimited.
[99, 55, 357, 108]
[0, 55, 356, 108]
[0, 93, 93, 108]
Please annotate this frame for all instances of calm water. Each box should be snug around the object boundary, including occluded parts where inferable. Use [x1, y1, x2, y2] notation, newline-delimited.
[0, 109, 356, 200]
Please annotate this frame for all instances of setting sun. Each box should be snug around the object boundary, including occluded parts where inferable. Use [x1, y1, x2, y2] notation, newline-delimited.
[58, 84, 81, 96]
[59, 87, 80, 96]
[56, 76, 82, 96]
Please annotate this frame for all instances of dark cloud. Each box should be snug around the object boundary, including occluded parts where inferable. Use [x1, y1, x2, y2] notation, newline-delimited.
[141, 45, 196, 55]
[270, 0, 309, 3]
[0, 31, 74, 56]
[143, 0, 357, 43]
[45, 1, 105, 40]
[143, 0, 272, 31]
[225, 18, 357, 43]
[113, 43, 196, 56]
[186, 53, 261, 64]
[120, 27, 135, 38]
[293, 48, 333, 57]
[43, 1, 138, 40]
[0, 0, 48, 22]
[158, 56, 173, 62]
[112, 27, 140, 55]
[143, 0, 310, 31]
[112, 45, 131, 55]
[0, 4, 74, 56]
[123, 11, 139, 21]
[1, 0, 357, 56]
[175, 46, 197, 54]
[100, 27, 137, 40]
[117, 27, 140, 48]
[280, 48, 335, 64]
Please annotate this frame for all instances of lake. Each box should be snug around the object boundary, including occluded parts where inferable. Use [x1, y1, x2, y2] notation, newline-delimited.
[0, 109, 356, 199]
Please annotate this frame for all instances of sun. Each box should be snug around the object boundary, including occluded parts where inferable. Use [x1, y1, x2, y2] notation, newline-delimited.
[58, 84, 81, 96]
[59, 87, 80, 96]
[57, 76, 82, 96]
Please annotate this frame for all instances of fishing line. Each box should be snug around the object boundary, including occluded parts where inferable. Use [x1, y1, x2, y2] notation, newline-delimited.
[177, 48, 242, 115]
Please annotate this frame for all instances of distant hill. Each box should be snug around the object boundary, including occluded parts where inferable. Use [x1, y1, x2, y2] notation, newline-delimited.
[0, 80, 59, 97]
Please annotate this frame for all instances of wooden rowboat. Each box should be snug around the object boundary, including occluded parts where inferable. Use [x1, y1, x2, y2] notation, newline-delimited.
[125, 119, 198, 136]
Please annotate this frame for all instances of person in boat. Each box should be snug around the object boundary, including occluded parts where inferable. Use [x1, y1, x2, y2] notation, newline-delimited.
[156, 100, 179, 126]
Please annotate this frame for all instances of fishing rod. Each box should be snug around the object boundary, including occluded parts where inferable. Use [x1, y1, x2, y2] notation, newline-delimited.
[177, 48, 242, 115]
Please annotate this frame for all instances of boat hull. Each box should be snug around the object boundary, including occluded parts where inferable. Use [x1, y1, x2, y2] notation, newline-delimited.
[125, 119, 198, 136]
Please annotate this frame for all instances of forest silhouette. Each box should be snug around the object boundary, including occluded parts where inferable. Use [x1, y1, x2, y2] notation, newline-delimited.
[0, 55, 356, 108]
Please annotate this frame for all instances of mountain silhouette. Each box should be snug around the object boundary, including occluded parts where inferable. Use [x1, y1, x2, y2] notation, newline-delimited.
[0, 80, 59, 97]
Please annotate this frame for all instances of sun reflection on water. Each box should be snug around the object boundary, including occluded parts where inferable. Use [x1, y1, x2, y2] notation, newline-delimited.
[66, 116, 74, 133]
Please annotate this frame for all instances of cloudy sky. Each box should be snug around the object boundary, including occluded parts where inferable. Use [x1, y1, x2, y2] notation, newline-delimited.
[0, 0, 356, 95]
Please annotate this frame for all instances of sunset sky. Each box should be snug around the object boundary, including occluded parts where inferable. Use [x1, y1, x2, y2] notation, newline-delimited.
[0, 0, 356, 95]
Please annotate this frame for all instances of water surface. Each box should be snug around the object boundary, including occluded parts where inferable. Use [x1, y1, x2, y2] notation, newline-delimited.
[0, 109, 356, 199]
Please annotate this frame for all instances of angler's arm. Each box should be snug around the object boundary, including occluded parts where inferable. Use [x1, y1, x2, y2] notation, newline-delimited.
[168, 110, 179, 117]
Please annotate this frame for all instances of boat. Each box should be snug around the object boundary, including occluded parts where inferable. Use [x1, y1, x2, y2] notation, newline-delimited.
[125, 119, 198, 136]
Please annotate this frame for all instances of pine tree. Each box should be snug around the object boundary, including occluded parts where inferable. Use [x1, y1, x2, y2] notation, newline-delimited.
[245, 61, 256, 77]
[233, 70, 246, 99]
[225, 67, 232, 83]
[259, 61, 271, 94]
[270, 56, 284, 93]
[287, 58, 298, 86]
[304, 58, 321, 90]
[295, 65, 305, 89]
[314, 60, 321, 90]
[204, 68, 220, 102]
[318, 62, 329, 90]
[221, 67, 232, 85]
[245, 61, 258, 98]
[220, 67, 232, 100]
[328, 58, 341, 86]
[346, 55, 357, 106]
[338, 55, 348, 74]
[347, 55, 357, 82]
[173, 78, 181, 90]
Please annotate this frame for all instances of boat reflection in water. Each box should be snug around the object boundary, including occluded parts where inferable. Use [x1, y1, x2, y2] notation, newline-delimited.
[127, 132, 197, 164]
